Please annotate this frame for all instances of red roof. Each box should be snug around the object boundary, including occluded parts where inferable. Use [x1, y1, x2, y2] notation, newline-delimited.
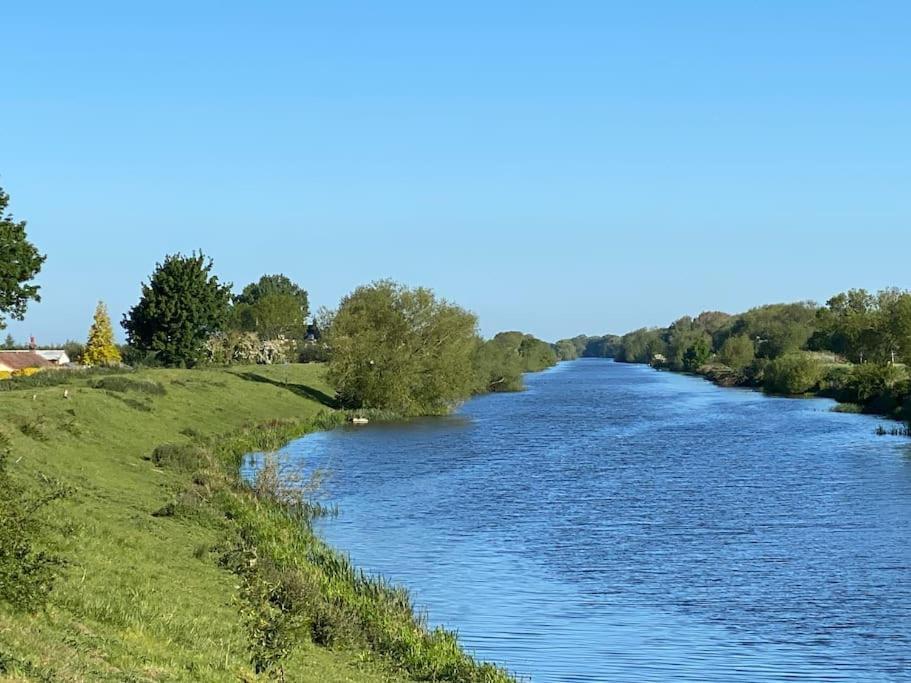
[0, 351, 54, 370]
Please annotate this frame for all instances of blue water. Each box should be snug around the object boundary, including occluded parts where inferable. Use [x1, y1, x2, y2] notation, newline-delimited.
[256, 359, 911, 681]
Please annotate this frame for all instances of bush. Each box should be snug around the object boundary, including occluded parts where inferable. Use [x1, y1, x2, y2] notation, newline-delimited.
[151, 443, 211, 472]
[0, 441, 66, 611]
[763, 354, 823, 395]
[297, 342, 330, 363]
[204, 332, 296, 366]
[92, 376, 166, 395]
[845, 363, 904, 403]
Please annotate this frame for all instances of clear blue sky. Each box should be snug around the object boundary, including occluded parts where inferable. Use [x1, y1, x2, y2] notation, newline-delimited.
[3, 2, 909, 344]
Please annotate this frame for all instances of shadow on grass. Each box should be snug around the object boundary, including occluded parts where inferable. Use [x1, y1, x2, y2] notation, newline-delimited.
[234, 372, 339, 409]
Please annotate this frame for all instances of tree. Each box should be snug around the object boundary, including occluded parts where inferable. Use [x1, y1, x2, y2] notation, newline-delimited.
[616, 327, 667, 363]
[122, 252, 232, 367]
[232, 293, 307, 341]
[2, 334, 14, 350]
[718, 334, 755, 370]
[62, 340, 84, 365]
[83, 302, 122, 366]
[326, 281, 479, 416]
[553, 339, 578, 361]
[235, 274, 307, 309]
[732, 302, 817, 359]
[682, 337, 711, 371]
[0, 186, 45, 329]
[473, 336, 524, 393]
[232, 274, 310, 342]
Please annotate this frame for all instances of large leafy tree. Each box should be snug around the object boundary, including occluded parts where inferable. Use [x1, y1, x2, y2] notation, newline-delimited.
[730, 302, 817, 359]
[235, 273, 309, 310]
[232, 274, 309, 341]
[326, 280, 479, 416]
[0, 186, 45, 329]
[122, 252, 232, 367]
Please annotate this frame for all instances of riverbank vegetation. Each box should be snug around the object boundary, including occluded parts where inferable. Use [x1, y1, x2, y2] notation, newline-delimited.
[0, 363, 514, 681]
[570, 289, 911, 423]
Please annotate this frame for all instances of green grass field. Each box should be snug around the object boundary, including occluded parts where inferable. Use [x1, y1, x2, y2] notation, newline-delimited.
[0, 364, 506, 682]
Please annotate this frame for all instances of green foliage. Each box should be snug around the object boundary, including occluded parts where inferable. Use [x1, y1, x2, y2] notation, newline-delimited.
[472, 336, 523, 393]
[813, 288, 911, 364]
[615, 327, 667, 364]
[234, 274, 309, 316]
[0, 186, 45, 330]
[0, 441, 66, 611]
[553, 339, 578, 361]
[83, 301, 122, 366]
[150, 442, 211, 472]
[572, 288, 911, 420]
[326, 281, 479, 416]
[762, 353, 824, 395]
[122, 252, 232, 367]
[682, 337, 711, 371]
[3, 334, 14, 350]
[718, 334, 755, 370]
[472, 332, 557, 393]
[231, 274, 310, 343]
[62, 340, 84, 364]
[91, 376, 166, 395]
[0, 364, 415, 681]
[730, 302, 817, 359]
[518, 334, 558, 372]
[219, 424, 515, 681]
[820, 362, 910, 416]
[664, 317, 713, 371]
[563, 334, 621, 358]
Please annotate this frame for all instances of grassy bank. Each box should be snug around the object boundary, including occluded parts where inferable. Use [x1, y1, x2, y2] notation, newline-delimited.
[0, 364, 513, 682]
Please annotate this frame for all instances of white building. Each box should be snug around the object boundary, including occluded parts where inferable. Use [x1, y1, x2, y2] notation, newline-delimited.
[35, 349, 71, 365]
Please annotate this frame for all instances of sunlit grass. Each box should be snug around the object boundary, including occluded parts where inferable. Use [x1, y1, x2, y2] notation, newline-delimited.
[0, 363, 509, 681]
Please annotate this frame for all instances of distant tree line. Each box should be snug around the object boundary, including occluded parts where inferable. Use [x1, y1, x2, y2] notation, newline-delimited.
[552, 334, 621, 361]
[564, 290, 911, 420]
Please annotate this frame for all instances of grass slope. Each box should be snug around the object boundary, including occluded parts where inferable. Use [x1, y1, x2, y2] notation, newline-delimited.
[0, 365, 408, 682]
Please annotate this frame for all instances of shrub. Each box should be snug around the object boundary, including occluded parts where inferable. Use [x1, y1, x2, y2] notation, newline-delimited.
[204, 332, 296, 366]
[151, 443, 212, 472]
[92, 376, 166, 395]
[0, 443, 67, 611]
[846, 363, 904, 403]
[763, 353, 823, 395]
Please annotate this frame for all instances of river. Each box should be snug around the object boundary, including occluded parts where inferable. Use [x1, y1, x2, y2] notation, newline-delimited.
[263, 359, 911, 681]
